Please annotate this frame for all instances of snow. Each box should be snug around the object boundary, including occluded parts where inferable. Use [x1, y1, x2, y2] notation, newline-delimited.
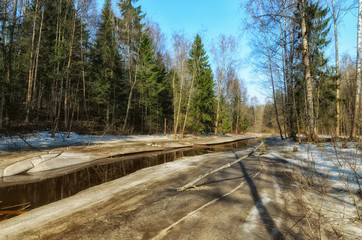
[0, 131, 171, 151]
[285, 140, 361, 193]
[243, 194, 272, 233]
[278, 139, 361, 225]
[263, 139, 362, 238]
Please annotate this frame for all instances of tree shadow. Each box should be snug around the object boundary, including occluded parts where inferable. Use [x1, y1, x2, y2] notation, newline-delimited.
[233, 151, 285, 240]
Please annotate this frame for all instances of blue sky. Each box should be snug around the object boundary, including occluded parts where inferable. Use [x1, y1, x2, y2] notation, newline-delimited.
[101, 0, 358, 104]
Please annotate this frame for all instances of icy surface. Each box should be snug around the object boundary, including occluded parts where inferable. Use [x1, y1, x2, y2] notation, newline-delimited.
[286, 140, 361, 192]
[279, 139, 361, 222]
[0, 131, 171, 151]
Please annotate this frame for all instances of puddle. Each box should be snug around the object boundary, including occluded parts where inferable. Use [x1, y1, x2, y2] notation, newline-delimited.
[0, 139, 255, 219]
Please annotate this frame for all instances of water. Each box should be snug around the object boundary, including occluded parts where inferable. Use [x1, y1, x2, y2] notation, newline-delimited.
[0, 139, 255, 219]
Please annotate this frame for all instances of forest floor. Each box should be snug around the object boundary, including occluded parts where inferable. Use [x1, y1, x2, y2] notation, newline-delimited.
[0, 135, 361, 239]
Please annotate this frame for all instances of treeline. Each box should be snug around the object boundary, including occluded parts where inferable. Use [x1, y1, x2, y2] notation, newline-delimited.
[245, 0, 361, 139]
[0, 0, 251, 136]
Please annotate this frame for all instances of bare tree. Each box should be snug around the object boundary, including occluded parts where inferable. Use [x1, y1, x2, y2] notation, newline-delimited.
[325, 0, 355, 136]
[245, 0, 286, 139]
[120, 0, 144, 133]
[225, 69, 248, 134]
[180, 57, 195, 138]
[212, 35, 237, 136]
[171, 33, 190, 138]
[351, 0, 362, 138]
[26, 0, 44, 123]
[145, 19, 166, 58]
[25, 0, 38, 123]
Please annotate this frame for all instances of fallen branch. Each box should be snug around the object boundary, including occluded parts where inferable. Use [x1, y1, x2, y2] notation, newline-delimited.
[18, 135, 40, 151]
[154, 167, 263, 240]
[0, 202, 31, 210]
[0, 202, 31, 221]
[0, 211, 27, 215]
[177, 142, 264, 191]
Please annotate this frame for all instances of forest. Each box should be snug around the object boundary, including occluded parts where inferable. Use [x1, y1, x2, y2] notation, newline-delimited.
[0, 0, 361, 139]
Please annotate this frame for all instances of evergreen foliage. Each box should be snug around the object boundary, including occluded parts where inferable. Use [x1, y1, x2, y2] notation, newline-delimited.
[0, 0, 250, 136]
[187, 34, 216, 133]
[136, 33, 164, 133]
[294, 1, 334, 133]
[90, 0, 123, 125]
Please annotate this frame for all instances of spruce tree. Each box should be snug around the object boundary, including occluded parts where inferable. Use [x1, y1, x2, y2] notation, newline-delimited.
[118, 0, 145, 132]
[136, 33, 164, 133]
[293, 1, 333, 135]
[90, 0, 122, 126]
[307, 2, 335, 132]
[188, 34, 216, 133]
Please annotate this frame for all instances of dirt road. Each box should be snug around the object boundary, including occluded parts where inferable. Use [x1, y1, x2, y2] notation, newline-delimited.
[0, 139, 354, 239]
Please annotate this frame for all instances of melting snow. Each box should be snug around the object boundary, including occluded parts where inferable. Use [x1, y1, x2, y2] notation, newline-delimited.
[0, 131, 171, 151]
[285, 140, 361, 193]
[279, 139, 361, 233]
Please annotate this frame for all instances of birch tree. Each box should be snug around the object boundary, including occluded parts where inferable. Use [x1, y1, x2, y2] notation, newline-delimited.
[351, 0, 362, 138]
[300, 0, 317, 140]
[324, 0, 354, 135]
[212, 35, 237, 136]
[171, 33, 190, 138]
[119, 0, 145, 133]
[245, 0, 287, 139]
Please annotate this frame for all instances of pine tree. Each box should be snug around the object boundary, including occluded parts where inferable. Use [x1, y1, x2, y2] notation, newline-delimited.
[187, 34, 216, 133]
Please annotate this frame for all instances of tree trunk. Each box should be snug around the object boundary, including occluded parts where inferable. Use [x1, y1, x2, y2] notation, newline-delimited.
[80, 19, 88, 125]
[64, 11, 77, 128]
[181, 62, 196, 138]
[301, 0, 317, 141]
[213, 36, 234, 136]
[0, 0, 9, 129]
[51, 0, 63, 135]
[25, 0, 38, 123]
[258, 0, 284, 140]
[172, 70, 178, 138]
[174, 78, 183, 138]
[332, 0, 341, 136]
[7, 0, 18, 85]
[283, 3, 296, 139]
[289, 17, 299, 142]
[265, 37, 284, 140]
[351, 0, 362, 138]
[32, 6, 44, 113]
[123, 31, 141, 133]
[174, 58, 185, 139]
[214, 86, 222, 136]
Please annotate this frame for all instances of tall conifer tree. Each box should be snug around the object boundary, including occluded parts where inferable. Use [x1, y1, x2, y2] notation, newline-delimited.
[136, 33, 164, 133]
[91, 0, 122, 126]
[188, 34, 216, 133]
[118, 0, 145, 132]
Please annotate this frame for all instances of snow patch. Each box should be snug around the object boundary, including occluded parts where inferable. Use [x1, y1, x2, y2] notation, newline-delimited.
[280, 140, 362, 230]
[0, 131, 171, 151]
[243, 194, 272, 233]
[285, 141, 361, 193]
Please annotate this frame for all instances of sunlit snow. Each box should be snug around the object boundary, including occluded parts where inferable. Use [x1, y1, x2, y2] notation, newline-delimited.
[0, 131, 170, 151]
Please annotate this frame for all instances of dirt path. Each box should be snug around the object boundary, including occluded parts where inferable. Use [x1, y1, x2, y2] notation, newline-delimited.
[0, 140, 318, 240]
